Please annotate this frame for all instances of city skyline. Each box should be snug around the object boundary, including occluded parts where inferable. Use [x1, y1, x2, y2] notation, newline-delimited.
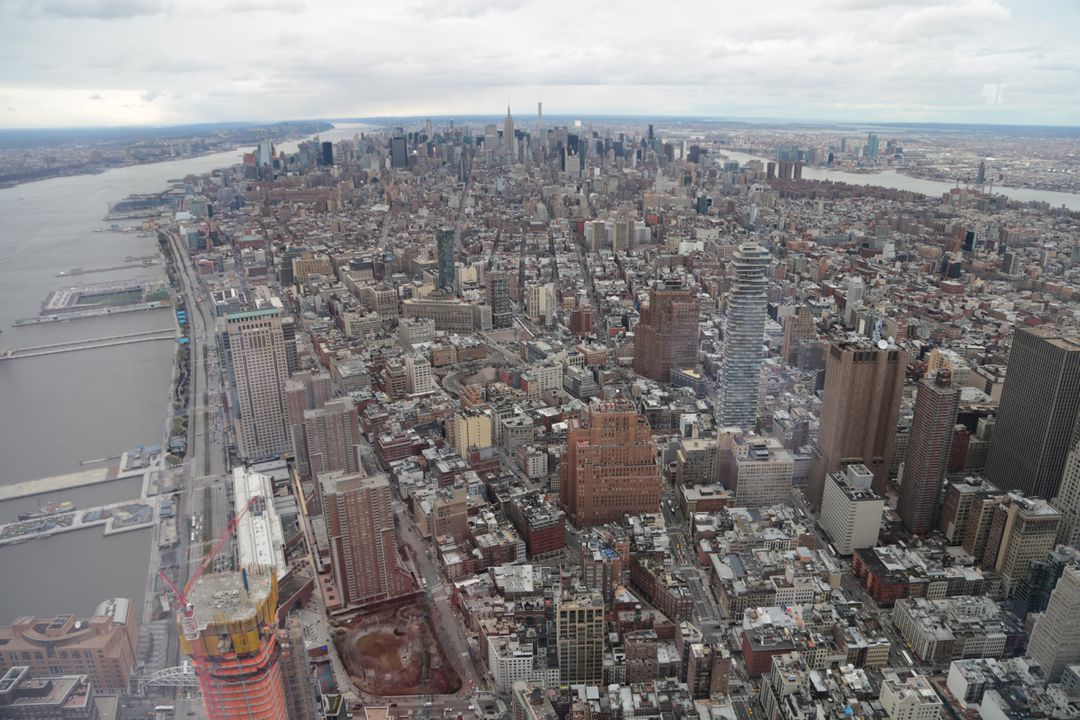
[3, 0, 1080, 128]
[3, 51, 1080, 719]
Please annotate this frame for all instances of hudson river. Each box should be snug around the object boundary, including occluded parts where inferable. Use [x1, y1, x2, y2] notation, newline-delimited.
[0, 124, 366, 620]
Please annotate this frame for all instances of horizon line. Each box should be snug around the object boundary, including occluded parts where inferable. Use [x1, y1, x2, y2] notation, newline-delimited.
[3, 113, 1080, 134]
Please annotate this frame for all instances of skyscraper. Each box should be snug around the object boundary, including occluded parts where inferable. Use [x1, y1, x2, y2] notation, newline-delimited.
[485, 270, 512, 328]
[866, 133, 879, 160]
[286, 371, 332, 479]
[898, 370, 960, 535]
[320, 471, 413, 608]
[809, 337, 907, 507]
[536, 101, 543, 150]
[556, 587, 605, 685]
[390, 135, 407, 169]
[632, 284, 700, 383]
[717, 243, 770, 430]
[559, 401, 659, 527]
[979, 494, 1061, 597]
[302, 398, 360, 480]
[436, 228, 455, 292]
[179, 570, 288, 720]
[226, 309, 290, 462]
[504, 105, 514, 160]
[1053, 424, 1080, 548]
[985, 327, 1080, 500]
[1028, 564, 1080, 682]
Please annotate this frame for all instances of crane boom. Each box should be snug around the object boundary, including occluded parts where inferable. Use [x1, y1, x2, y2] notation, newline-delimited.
[159, 495, 261, 610]
[182, 496, 260, 598]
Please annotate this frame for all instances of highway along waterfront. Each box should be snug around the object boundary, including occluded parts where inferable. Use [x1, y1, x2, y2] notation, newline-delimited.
[0, 124, 366, 623]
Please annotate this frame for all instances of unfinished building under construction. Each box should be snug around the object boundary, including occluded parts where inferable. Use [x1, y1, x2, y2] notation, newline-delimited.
[178, 569, 288, 720]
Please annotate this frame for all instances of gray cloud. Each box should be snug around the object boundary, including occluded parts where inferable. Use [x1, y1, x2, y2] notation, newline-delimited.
[0, 0, 1077, 127]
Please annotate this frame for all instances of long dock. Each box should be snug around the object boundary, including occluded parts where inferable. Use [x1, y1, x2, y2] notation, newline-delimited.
[0, 468, 114, 502]
[13, 301, 170, 326]
[1, 329, 176, 359]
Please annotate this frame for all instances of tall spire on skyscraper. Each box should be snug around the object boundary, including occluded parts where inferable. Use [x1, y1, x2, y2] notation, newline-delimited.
[504, 104, 514, 161]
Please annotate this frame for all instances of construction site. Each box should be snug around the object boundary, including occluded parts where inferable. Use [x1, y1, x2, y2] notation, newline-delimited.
[337, 602, 461, 696]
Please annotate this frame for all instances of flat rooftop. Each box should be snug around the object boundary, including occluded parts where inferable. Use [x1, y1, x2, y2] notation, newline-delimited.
[187, 570, 274, 626]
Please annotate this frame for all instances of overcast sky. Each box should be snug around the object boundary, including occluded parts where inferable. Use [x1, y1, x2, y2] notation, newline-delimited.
[1, 0, 1078, 129]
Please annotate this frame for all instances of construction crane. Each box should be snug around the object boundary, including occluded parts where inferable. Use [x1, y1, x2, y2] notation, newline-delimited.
[159, 495, 260, 641]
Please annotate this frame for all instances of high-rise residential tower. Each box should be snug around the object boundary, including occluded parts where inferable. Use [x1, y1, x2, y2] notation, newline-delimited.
[226, 309, 290, 462]
[559, 401, 658, 527]
[1028, 564, 1080, 682]
[556, 587, 605, 685]
[898, 370, 960, 535]
[985, 327, 1080, 501]
[285, 371, 332, 479]
[536, 102, 543, 149]
[301, 397, 360, 480]
[632, 284, 700, 383]
[436, 228, 455, 292]
[320, 472, 413, 608]
[717, 243, 770, 430]
[809, 336, 907, 507]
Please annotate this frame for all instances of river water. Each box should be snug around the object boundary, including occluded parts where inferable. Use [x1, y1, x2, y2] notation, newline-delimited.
[720, 150, 1080, 211]
[0, 123, 369, 622]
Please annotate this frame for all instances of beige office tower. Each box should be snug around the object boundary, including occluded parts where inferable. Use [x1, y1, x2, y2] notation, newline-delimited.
[556, 588, 605, 685]
[809, 337, 907, 508]
[980, 494, 1061, 597]
[319, 471, 413, 608]
[226, 308, 290, 461]
[1028, 565, 1080, 682]
[1053, 413, 1080, 548]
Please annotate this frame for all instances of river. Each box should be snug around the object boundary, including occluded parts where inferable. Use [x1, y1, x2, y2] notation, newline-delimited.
[719, 150, 1080, 211]
[0, 123, 371, 621]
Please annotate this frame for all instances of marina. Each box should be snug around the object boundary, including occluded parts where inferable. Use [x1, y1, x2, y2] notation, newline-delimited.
[0, 498, 157, 546]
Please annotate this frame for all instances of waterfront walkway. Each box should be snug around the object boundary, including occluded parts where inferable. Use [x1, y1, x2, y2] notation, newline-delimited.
[1, 328, 175, 359]
[0, 468, 114, 502]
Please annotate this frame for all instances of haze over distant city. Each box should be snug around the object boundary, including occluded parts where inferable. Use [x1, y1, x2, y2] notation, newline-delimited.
[2, 0, 1079, 128]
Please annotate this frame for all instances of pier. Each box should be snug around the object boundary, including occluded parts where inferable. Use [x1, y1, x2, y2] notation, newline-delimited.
[0, 468, 114, 502]
[57, 261, 158, 277]
[13, 300, 171, 325]
[0, 497, 157, 547]
[1, 328, 176, 359]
